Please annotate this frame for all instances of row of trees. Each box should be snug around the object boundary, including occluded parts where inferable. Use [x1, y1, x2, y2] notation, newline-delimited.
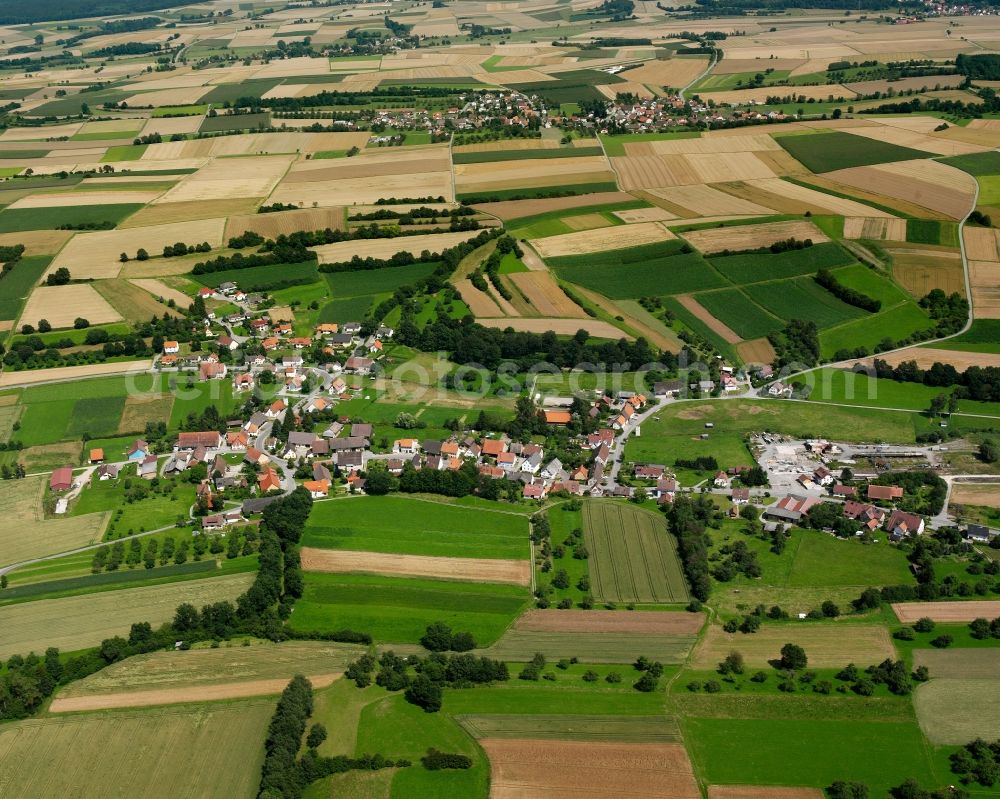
[872, 357, 1000, 404]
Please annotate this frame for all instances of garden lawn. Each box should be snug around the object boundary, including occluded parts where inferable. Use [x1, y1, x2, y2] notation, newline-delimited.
[301, 496, 528, 559]
[776, 130, 933, 172]
[685, 718, 936, 797]
[290, 573, 529, 646]
[786, 531, 913, 587]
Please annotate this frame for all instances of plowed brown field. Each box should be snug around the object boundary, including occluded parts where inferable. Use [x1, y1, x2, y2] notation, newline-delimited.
[893, 600, 1000, 623]
[300, 547, 530, 586]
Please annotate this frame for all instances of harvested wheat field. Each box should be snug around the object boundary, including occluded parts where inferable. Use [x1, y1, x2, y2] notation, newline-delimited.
[840, 125, 984, 157]
[852, 347, 1000, 371]
[964, 227, 1000, 262]
[120, 198, 259, 228]
[890, 249, 965, 297]
[49, 218, 226, 279]
[843, 217, 907, 241]
[50, 674, 342, 713]
[649, 184, 775, 217]
[675, 294, 742, 344]
[457, 279, 506, 317]
[300, 547, 530, 586]
[96, 279, 179, 323]
[736, 337, 777, 364]
[509, 272, 585, 317]
[129, 278, 191, 307]
[823, 160, 975, 220]
[970, 260, 1000, 317]
[708, 788, 823, 799]
[681, 219, 829, 254]
[532, 221, 674, 257]
[613, 152, 775, 190]
[0, 359, 153, 388]
[614, 207, 677, 223]
[483, 739, 700, 799]
[623, 56, 709, 89]
[473, 191, 633, 222]
[454, 139, 560, 154]
[271, 169, 452, 206]
[0, 229, 73, 256]
[950, 482, 1000, 508]
[455, 157, 614, 194]
[0, 475, 108, 568]
[723, 178, 894, 217]
[138, 114, 204, 138]
[893, 600, 1000, 623]
[641, 133, 780, 156]
[314, 230, 480, 263]
[478, 317, 628, 338]
[7, 190, 161, 208]
[154, 155, 293, 203]
[514, 609, 703, 635]
[0, 573, 254, 659]
[21, 284, 121, 328]
[225, 206, 345, 240]
[692, 624, 894, 669]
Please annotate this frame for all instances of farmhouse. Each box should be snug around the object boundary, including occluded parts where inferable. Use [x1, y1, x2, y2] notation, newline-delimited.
[50, 467, 73, 493]
[843, 501, 886, 530]
[98, 464, 120, 480]
[867, 484, 904, 501]
[175, 431, 222, 451]
[163, 340, 180, 354]
[127, 440, 150, 461]
[303, 480, 329, 499]
[200, 362, 227, 381]
[345, 356, 374, 374]
[765, 494, 820, 523]
[258, 468, 282, 493]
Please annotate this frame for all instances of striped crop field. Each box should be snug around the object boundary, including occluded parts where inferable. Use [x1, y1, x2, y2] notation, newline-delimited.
[457, 714, 682, 742]
[583, 501, 690, 604]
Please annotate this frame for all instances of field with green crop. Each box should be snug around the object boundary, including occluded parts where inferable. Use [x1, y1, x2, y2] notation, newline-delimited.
[804, 367, 1000, 416]
[694, 287, 782, 339]
[0, 255, 51, 320]
[0, 701, 272, 798]
[192, 260, 318, 292]
[776, 130, 932, 172]
[452, 146, 603, 164]
[832, 263, 913, 307]
[583, 501, 689, 604]
[457, 181, 619, 203]
[941, 150, 1000, 176]
[482, 628, 696, 663]
[199, 112, 271, 132]
[819, 301, 932, 359]
[932, 319, 1000, 353]
[0, 204, 141, 232]
[744, 276, 867, 329]
[906, 219, 959, 247]
[65, 396, 126, 438]
[599, 131, 701, 157]
[458, 713, 682, 741]
[708, 242, 855, 285]
[301, 495, 528, 559]
[685, 717, 936, 796]
[290, 572, 528, 645]
[323, 262, 439, 296]
[550, 241, 724, 298]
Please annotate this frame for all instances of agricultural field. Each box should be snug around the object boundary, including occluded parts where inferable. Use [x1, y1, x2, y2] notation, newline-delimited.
[583, 501, 690, 604]
[290, 572, 529, 646]
[0, 573, 254, 658]
[301, 495, 528, 559]
[775, 130, 933, 172]
[0, 474, 109, 568]
[0, 701, 273, 798]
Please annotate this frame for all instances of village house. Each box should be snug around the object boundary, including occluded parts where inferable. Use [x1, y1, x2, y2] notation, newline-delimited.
[765, 494, 820, 523]
[336, 451, 364, 471]
[217, 334, 238, 352]
[731, 487, 750, 505]
[303, 479, 329, 499]
[393, 438, 420, 455]
[88, 448, 104, 464]
[713, 471, 729, 488]
[233, 372, 255, 392]
[200, 362, 227, 381]
[265, 399, 287, 420]
[258, 468, 282, 493]
[635, 464, 665, 480]
[315, 323, 339, 337]
[653, 379, 682, 398]
[886, 509, 925, 539]
[202, 509, 243, 531]
[842, 501, 886, 530]
[127, 439, 150, 461]
[98, 463, 120, 481]
[833, 484, 857, 498]
[138, 455, 158, 480]
[163, 340, 179, 354]
[654, 477, 678, 501]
